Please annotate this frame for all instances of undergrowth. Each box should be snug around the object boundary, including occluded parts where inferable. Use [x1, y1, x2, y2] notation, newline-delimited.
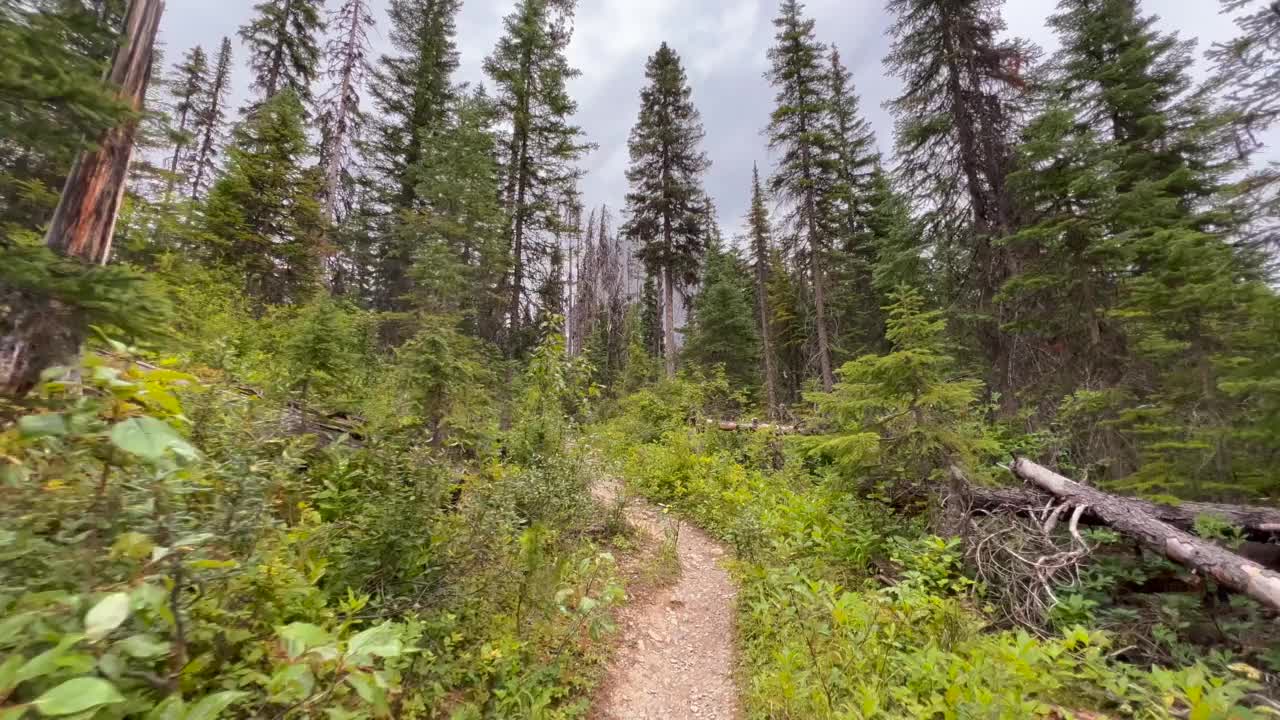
[589, 377, 1270, 719]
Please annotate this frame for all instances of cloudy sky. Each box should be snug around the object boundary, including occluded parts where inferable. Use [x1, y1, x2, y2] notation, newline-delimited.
[162, 0, 1264, 240]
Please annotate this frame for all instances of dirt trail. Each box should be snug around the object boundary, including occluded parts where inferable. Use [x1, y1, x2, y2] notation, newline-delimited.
[591, 479, 740, 720]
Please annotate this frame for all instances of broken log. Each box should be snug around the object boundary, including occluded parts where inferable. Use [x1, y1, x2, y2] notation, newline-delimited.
[964, 483, 1280, 540]
[1010, 458, 1280, 613]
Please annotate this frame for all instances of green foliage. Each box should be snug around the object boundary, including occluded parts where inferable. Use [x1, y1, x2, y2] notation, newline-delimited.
[806, 288, 999, 487]
[683, 244, 760, 392]
[204, 90, 327, 306]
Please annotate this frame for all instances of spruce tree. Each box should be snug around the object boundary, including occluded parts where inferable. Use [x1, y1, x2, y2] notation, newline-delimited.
[165, 45, 208, 196]
[622, 42, 711, 378]
[204, 90, 327, 305]
[824, 46, 885, 360]
[318, 0, 374, 223]
[0, 1, 128, 231]
[765, 0, 839, 392]
[484, 0, 591, 355]
[684, 242, 761, 393]
[189, 37, 233, 202]
[885, 0, 1029, 412]
[747, 165, 782, 418]
[1212, 0, 1280, 148]
[239, 0, 325, 107]
[405, 93, 510, 337]
[371, 0, 463, 209]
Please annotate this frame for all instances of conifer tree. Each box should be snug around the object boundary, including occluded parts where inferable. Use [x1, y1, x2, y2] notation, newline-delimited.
[165, 45, 207, 196]
[405, 93, 509, 338]
[747, 165, 782, 418]
[1212, 0, 1280, 148]
[623, 42, 711, 378]
[318, 0, 374, 223]
[0, 1, 128, 231]
[885, 0, 1029, 412]
[485, 0, 591, 355]
[766, 0, 839, 392]
[371, 0, 463, 208]
[685, 242, 761, 392]
[189, 37, 233, 202]
[824, 46, 885, 359]
[239, 0, 325, 107]
[204, 90, 326, 305]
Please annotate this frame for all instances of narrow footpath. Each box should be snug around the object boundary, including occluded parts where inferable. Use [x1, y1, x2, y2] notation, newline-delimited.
[591, 479, 741, 720]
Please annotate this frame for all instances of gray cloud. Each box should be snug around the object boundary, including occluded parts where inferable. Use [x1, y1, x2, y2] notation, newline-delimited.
[161, 0, 1277, 244]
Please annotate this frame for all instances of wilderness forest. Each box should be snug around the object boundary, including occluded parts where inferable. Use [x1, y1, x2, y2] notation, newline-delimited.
[3, 0, 1280, 717]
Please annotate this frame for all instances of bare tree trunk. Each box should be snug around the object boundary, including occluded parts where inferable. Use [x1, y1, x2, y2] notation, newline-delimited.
[1, 0, 164, 397]
[1011, 458, 1280, 612]
[662, 265, 676, 379]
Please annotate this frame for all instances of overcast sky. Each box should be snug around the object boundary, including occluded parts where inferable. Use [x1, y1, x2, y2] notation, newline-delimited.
[161, 0, 1270, 241]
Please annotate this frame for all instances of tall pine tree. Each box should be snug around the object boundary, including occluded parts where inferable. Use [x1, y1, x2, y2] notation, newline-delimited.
[623, 42, 711, 378]
[484, 0, 591, 355]
[188, 37, 233, 202]
[204, 90, 327, 305]
[239, 0, 325, 107]
[747, 164, 782, 418]
[164, 45, 207, 197]
[766, 0, 839, 392]
[885, 0, 1030, 412]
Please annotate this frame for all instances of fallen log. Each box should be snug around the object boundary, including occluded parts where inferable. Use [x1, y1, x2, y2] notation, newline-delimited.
[1010, 458, 1280, 613]
[964, 484, 1280, 540]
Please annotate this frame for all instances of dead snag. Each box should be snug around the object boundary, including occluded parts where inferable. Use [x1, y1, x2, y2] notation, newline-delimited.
[0, 0, 165, 397]
[1011, 458, 1280, 613]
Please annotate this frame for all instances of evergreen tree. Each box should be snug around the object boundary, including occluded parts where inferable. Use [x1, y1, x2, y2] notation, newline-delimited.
[1212, 0, 1280, 149]
[623, 42, 711, 379]
[684, 242, 761, 393]
[765, 0, 839, 392]
[824, 46, 885, 360]
[885, 0, 1030, 413]
[484, 0, 591, 355]
[370, 0, 463, 209]
[746, 165, 782, 418]
[1211, 0, 1280, 253]
[0, 1, 128, 231]
[404, 93, 509, 337]
[239, 0, 325, 107]
[318, 0, 374, 223]
[165, 45, 208, 197]
[204, 90, 327, 305]
[189, 37, 233, 202]
[640, 272, 662, 359]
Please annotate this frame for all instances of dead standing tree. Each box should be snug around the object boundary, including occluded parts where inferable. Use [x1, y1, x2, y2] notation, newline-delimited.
[0, 0, 165, 397]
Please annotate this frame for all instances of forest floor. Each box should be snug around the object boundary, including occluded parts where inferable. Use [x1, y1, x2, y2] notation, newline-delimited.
[590, 477, 741, 720]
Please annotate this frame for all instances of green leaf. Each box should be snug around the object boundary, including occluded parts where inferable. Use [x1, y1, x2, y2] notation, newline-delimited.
[16, 635, 82, 685]
[0, 654, 23, 693]
[116, 634, 170, 659]
[109, 417, 197, 462]
[277, 622, 333, 660]
[110, 531, 154, 561]
[0, 707, 29, 720]
[144, 696, 185, 720]
[185, 690, 249, 720]
[345, 670, 387, 709]
[346, 623, 402, 660]
[18, 414, 67, 438]
[84, 592, 131, 642]
[268, 663, 314, 703]
[33, 677, 125, 716]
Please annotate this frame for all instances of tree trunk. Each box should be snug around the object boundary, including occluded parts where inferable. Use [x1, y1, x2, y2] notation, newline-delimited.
[662, 265, 676, 378]
[962, 483, 1280, 541]
[1, 0, 164, 397]
[1011, 458, 1280, 612]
